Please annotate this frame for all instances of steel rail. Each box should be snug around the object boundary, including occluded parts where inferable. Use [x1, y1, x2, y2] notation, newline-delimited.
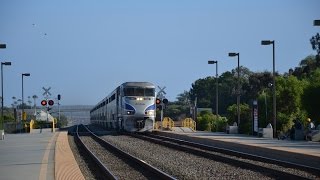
[83, 125, 176, 180]
[146, 133, 320, 176]
[129, 133, 313, 180]
[75, 125, 118, 180]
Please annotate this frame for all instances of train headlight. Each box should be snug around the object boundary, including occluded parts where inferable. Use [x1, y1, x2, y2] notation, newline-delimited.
[127, 111, 135, 115]
[125, 103, 136, 115]
[137, 97, 143, 101]
[145, 110, 154, 116]
[144, 104, 155, 116]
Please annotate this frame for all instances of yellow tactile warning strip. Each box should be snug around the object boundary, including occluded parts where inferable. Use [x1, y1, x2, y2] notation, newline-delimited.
[55, 132, 85, 180]
[39, 132, 58, 180]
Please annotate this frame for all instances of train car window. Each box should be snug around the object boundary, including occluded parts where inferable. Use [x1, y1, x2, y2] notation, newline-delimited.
[111, 94, 116, 101]
[145, 88, 155, 96]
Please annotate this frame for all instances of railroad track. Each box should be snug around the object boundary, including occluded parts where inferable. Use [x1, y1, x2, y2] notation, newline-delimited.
[75, 125, 176, 180]
[127, 132, 319, 180]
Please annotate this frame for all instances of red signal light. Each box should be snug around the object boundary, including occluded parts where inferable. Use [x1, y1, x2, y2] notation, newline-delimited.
[41, 100, 47, 106]
[156, 98, 161, 104]
[48, 100, 54, 106]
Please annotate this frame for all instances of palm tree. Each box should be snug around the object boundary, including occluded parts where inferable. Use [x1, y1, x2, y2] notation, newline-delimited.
[12, 96, 16, 103]
[32, 95, 38, 115]
[27, 96, 32, 107]
[17, 99, 22, 109]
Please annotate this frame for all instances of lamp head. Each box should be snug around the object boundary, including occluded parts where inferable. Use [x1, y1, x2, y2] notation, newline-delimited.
[2, 62, 11, 66]
[228, 52, 238, 57]
[208, 60, 217, 64]
[261, 40, 274, 45]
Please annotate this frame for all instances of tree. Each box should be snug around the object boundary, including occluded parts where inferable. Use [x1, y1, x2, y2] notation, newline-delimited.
[189, 77, 215, 108]
[176, 90, 190, 106]
[292, 55, 319, 79]
[32, 95, 38, 108]
[257, 89, 272, 128]
[276, 75, 307, 132]
[163, 103, 188, 121]
[227, 103, 251, 134]
[310, 33, 320, 69]
[196, 110, 213, 131]
[301, 68, 320, 125]
[2, 107, 14, 122]
[244, 71, 273, 102]
[310, 33, 320, 56]
[189, 67, 253, 117]
[160, 91, 192, 121]
[196, 110, 228, 132]
[217, 71, 237, 115]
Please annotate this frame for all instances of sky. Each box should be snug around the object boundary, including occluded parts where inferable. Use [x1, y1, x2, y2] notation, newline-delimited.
[0, 0, 319, 106]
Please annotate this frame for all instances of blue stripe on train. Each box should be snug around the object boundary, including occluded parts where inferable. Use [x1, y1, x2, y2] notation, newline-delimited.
[145, 104, 155, 111]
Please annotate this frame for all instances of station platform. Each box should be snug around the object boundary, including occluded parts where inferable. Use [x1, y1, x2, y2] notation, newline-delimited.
[0, 129, 83, 180]
[155, 131, 320, 168]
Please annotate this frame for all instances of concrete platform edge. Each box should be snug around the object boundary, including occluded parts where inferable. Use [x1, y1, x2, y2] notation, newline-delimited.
[55, 131, 85, 180]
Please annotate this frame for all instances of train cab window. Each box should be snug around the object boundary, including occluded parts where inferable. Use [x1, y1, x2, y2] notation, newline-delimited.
[124, 87, 155, 96]
[145, 88, 155, 96]
[135, 88, 144, 96]
[124, 88, 134, 96]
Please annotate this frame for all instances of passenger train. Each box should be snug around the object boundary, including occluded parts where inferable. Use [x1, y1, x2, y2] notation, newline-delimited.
[90, 82, 156, 132]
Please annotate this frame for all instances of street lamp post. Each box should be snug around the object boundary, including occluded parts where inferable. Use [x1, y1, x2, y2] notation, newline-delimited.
[261, 40, 276, 138]
[22, 73, 30, 122]
[228, 52, 240, 128]
[0, 44, 7, 140]
[1, 62, 11, 133]
[208, 60, 219, 116]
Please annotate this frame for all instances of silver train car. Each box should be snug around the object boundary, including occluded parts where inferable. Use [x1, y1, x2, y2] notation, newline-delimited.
[90, 82, 156, 132]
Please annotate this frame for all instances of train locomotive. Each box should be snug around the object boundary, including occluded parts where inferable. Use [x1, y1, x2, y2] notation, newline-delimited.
[90, 82, 156, 132]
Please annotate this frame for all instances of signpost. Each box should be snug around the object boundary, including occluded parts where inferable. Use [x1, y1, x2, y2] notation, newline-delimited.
[42, 87, 51, 122]
[252, 100, 258, 135]
[157, 86, 168, 130]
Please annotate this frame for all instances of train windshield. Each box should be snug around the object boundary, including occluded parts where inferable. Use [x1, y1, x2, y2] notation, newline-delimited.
[124, 87, 155, 97]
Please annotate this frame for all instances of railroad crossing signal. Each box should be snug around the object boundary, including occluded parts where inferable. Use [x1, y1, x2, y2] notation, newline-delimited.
[157, 86, 166, 94]
[42, 87, 51, 98]
[48, 100, 54, 106]
[156, 98, 168, 111]
[41, 100, 47, 106]
[41, 99, 54, 106]
[156, 86, 169, 130]
[156, 98, 163, 110]
[157, 86, 166, 99]
[162, 98, 168, 104]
